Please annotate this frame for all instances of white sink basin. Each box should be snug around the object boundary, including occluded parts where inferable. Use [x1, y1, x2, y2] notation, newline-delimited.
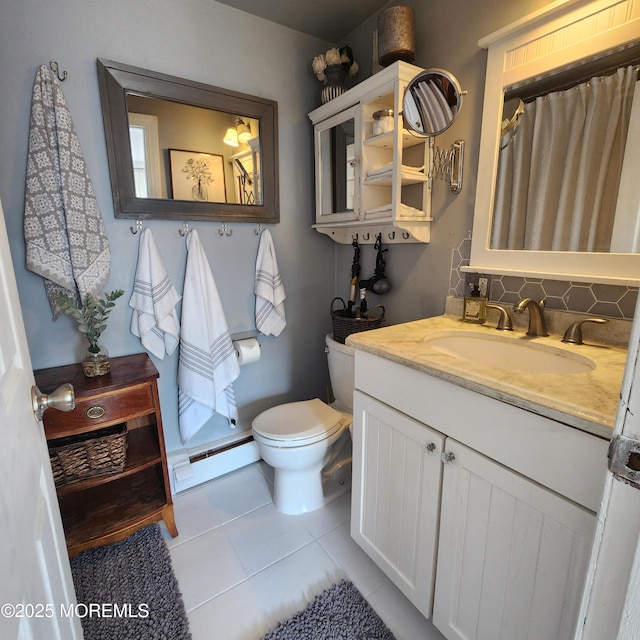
[424, 331, 596, 374]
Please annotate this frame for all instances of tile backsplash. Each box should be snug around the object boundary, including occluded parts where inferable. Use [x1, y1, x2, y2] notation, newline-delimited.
[449, 236, 638, 320]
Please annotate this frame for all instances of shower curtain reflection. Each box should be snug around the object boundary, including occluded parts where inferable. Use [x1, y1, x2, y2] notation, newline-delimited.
[491, 65, 637, 253]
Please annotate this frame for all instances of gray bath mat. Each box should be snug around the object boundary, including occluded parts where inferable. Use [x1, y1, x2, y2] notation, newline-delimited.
[70, 524, 191, 640]
[260, 579, 397, 640]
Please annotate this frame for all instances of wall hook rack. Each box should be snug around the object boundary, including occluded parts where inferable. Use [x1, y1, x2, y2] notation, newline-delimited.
[218, 223, 232, 237]
[49, 60, 67, 82]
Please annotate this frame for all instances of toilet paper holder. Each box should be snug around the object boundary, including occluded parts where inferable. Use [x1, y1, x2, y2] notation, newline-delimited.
[232, 332, 261, 366]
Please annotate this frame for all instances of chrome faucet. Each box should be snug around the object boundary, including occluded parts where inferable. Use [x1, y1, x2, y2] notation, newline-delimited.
[513, 298, 549, 337]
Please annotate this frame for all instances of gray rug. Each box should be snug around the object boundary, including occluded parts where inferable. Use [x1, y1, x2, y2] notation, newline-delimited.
[260, 579, 397, 640]
[70, 524, 191, 640]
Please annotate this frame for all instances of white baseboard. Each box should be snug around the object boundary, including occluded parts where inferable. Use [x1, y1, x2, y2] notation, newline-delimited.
[168, 439, 261, 494]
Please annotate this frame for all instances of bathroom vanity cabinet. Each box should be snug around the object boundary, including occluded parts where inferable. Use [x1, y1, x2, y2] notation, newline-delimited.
[34, 353, 177, 556]
[351, 349, 608, 639]
[308, 61, 432, 244]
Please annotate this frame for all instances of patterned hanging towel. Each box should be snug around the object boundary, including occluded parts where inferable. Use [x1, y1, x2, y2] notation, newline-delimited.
[24, 64, 110, 315]
[254, 229, 286, 336]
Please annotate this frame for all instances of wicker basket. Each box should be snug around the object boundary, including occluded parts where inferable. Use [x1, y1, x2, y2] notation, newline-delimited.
[49, 423, 127, 487]
[330, 297, 385, 344]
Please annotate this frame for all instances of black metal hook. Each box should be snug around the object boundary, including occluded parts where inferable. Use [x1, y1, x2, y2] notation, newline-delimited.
[49, 60, 67, 82]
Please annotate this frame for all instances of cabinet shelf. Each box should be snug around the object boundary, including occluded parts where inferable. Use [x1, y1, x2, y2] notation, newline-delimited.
[364, 130, 424, 149]
[363, 169, 427, 187]
[55, 423, 162, 496]
[35, 353, 177, 556]
[58, 466, 168, 555]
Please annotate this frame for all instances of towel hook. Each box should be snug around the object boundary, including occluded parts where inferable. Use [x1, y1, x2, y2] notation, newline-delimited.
[218, 223, 232, 237]
[254, 224, 263, 236]
[49, 60, 67, 82]
[130, 219, 143, 235]
[388, 231, 396, 240]
[402, 231, 410, 239]
[179, 222, 189, 237]
[362, 233, 370, 241]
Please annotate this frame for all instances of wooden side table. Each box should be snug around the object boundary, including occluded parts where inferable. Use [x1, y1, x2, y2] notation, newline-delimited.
[34, 353, 178, 556]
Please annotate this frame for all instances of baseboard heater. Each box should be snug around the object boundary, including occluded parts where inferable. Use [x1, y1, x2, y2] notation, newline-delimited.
[189, 434, 254, 463]
[168, 433, 260, 494]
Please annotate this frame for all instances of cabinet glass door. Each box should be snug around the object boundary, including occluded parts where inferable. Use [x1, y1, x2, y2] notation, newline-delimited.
[315, 105, 360, 224]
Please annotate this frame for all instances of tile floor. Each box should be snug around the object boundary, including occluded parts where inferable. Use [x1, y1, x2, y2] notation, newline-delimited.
[161, 461, 446, 640]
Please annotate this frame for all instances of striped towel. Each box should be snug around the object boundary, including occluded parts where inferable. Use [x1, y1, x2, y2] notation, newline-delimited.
[254, 229, 286, 337]
[129, 228, 180, 359]
[178, 230, 240, 443]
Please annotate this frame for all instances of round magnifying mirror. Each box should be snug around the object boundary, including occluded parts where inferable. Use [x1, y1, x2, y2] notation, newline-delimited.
[402, 69, 464, 137]
[499, 97, 525, 149]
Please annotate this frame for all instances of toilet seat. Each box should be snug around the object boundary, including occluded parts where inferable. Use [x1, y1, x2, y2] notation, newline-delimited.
[252, 398, 347, 448]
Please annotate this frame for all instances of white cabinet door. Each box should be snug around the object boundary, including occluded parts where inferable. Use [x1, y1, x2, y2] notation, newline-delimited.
[314, 105, 361, 224]
[433, 439, 596, 640]
[351, 391, 445, 618]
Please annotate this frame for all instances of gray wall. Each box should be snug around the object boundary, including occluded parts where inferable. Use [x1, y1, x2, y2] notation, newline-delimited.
[0, 0, 337, 453]
[0, 0, 555, 454]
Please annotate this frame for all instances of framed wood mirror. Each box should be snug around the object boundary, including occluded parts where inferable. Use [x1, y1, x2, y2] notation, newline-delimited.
[97, 59, 279, 222]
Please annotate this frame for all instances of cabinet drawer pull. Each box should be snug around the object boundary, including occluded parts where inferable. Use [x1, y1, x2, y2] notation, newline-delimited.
[441, 451, 456, 464]
[85, 405, 106, 419]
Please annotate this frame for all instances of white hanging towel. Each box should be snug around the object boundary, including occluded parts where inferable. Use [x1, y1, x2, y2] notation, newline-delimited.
[129, 228, 181, 359]
[254, 229, 286, 336]
[24, 64, 111, 315]
[178, 229, 240, 443]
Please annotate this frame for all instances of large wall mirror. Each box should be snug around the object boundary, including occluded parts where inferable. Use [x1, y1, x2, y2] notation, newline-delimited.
[97, 59, 279, 222]
[468, 0, 640, 284]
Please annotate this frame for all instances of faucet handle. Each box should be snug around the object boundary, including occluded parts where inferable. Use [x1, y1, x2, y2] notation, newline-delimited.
[562, 317, 608, 345]
[486, 303, 513, 331]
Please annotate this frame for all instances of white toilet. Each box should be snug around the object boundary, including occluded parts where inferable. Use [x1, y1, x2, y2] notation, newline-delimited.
[252, 334, 354, 515]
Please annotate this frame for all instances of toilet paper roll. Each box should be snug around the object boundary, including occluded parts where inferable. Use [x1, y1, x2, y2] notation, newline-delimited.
[234, 338, 261, 365]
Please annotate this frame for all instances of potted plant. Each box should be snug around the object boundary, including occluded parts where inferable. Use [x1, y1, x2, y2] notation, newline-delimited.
[54, 289, 124, 377]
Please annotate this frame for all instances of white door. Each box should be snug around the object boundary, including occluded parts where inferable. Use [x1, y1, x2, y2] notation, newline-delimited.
[575, 291, 640, 640]
[434, 439, 596, 640]
[0, 199, 82, 639]
[351, 391, 444, 618]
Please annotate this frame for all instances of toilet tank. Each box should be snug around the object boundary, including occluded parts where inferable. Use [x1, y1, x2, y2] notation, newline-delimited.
[325, 334, 355, 411]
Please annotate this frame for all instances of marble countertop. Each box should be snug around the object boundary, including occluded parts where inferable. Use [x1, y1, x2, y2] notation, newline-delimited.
[346, 314, 629, 439]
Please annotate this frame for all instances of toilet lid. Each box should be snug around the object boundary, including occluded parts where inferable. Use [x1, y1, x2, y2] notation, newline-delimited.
[252, 398, 345, 444]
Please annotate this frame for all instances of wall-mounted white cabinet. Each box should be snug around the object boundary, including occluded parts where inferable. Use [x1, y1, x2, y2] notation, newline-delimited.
[309, 62, 432, 244]
[351, 350, 607, 638]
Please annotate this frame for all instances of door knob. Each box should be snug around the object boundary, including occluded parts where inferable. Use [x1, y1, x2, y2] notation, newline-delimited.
[31, 384, 75, 421]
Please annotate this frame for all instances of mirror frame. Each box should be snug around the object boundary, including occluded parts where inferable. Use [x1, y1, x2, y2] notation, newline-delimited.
[468, 1, 640, 285]
[97, 58, 279, 222]
[402, 68, 464, 137]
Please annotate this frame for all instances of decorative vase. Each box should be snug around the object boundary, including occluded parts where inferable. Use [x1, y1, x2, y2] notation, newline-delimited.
[192, 181, 208, 201]
[377, 6, 416, 67]
[81, 344, 110, 378]
[321, 64, 349, 104]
